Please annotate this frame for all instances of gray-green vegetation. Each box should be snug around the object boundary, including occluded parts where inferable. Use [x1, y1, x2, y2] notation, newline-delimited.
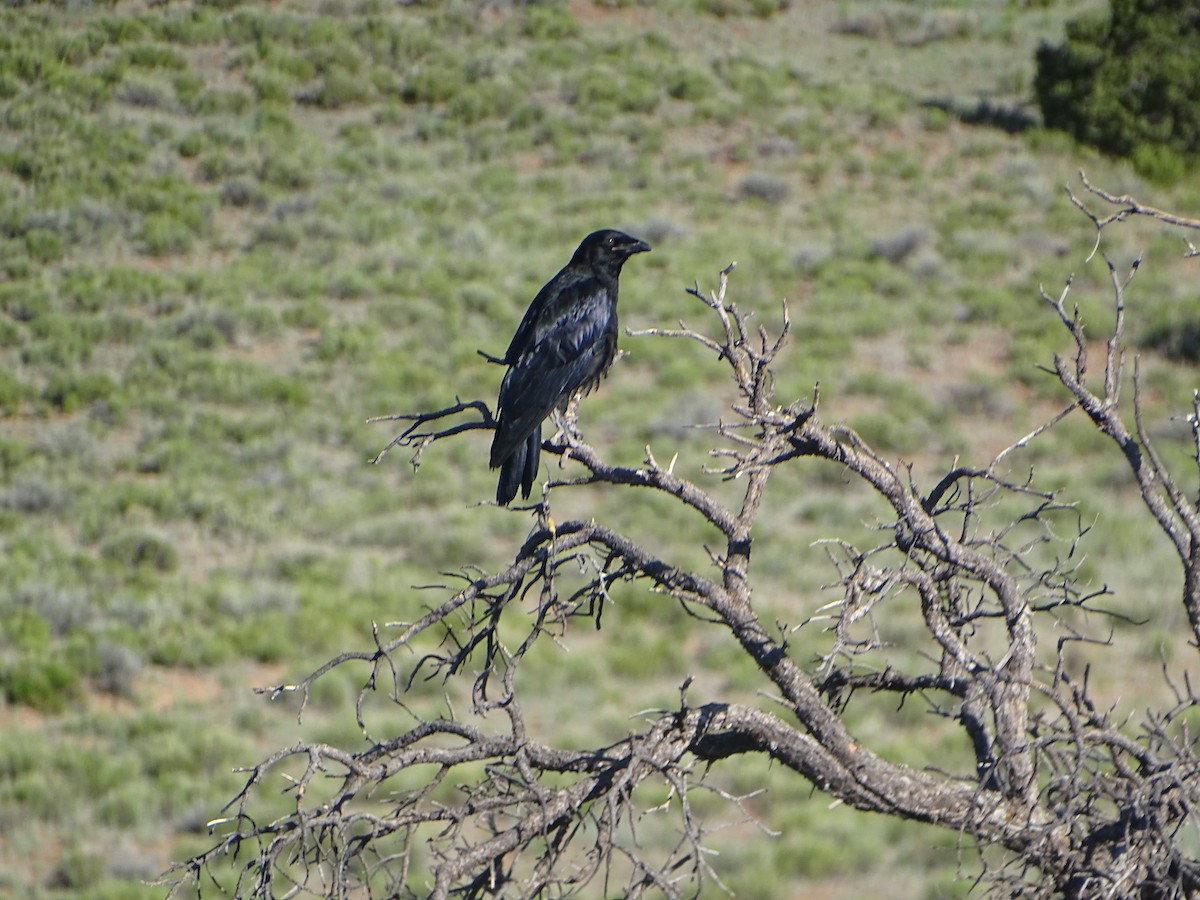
[2, 0, 1198, 896]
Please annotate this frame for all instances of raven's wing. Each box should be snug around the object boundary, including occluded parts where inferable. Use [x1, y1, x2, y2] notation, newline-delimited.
[489, 275, 616, 469]
[501, 264, 565, 364]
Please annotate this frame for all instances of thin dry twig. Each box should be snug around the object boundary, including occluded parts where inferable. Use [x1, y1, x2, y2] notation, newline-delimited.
[368, 397, 496, 468]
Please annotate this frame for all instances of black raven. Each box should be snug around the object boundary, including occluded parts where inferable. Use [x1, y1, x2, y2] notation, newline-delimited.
[490, 229, 651, 506]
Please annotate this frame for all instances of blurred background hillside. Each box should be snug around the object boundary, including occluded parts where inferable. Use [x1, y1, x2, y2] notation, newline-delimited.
[2, 1, 1199, 896]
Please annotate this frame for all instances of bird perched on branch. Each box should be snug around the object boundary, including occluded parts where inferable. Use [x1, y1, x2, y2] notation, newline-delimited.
[489, 229, 651, 506]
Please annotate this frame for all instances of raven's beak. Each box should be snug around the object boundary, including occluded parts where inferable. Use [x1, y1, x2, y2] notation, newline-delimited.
[620, 238, 651, 257]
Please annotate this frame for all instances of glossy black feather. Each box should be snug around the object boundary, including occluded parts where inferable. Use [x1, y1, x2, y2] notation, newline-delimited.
[490, 229, 649, 505]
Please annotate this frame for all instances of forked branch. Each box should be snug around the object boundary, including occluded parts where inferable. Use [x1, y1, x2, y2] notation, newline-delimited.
[367, 398, 496, 468]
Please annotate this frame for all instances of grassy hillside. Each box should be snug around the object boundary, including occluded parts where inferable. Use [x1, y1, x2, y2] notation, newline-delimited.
[3, 0, 1199, 896]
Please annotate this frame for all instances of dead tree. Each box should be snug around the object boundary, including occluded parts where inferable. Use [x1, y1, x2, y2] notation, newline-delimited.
[168, 176, 1200, 898]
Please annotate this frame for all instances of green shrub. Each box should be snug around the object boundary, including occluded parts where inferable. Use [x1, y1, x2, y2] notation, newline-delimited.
[1035, 0, 1200, 175]
[695, 0, 790, 16]
[42, 371, 116, 412]
[282, 298, 330, 329]
[521, 5, 580, 40]
[245, 66, 292, 104]
[48, 847, 105, 889]
[1130, 142, 1189, 184]
[257, 373, 309, 408]
[24, 227, 62, 263]
[665, 65, 715, 102]
[312, 322, 375, 362]
[115, 74, 175, 109]
[2, 656, 80, 712]
[306, 67, 375, 109]
[120, 42, 187, 70]
[258, 152, 313, 190]
[101, 531, 180, 573]
[171, 70, 205, 110]
[171, 307, 238, 348]
[401, 58, 466, 105]
[1143, 316, 1200, 363]
[142, 211, 198, 253]
[175, 129, 205, 158]
[125, 174, 211, 254]
[0, 369, 26, 414]
[193, 87, 252, 115]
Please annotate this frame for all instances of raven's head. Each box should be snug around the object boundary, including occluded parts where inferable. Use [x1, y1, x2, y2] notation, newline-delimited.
[574, 229, 651, 273]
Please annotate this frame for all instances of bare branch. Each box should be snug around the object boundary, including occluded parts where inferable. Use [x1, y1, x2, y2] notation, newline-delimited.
[1075, 169, 1200, 231]
[368, 398, 496, 468]
[172, 186, 1200, 896]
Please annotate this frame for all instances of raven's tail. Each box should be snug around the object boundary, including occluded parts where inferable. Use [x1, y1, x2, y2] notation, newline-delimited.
[495, 425, 541, 506]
